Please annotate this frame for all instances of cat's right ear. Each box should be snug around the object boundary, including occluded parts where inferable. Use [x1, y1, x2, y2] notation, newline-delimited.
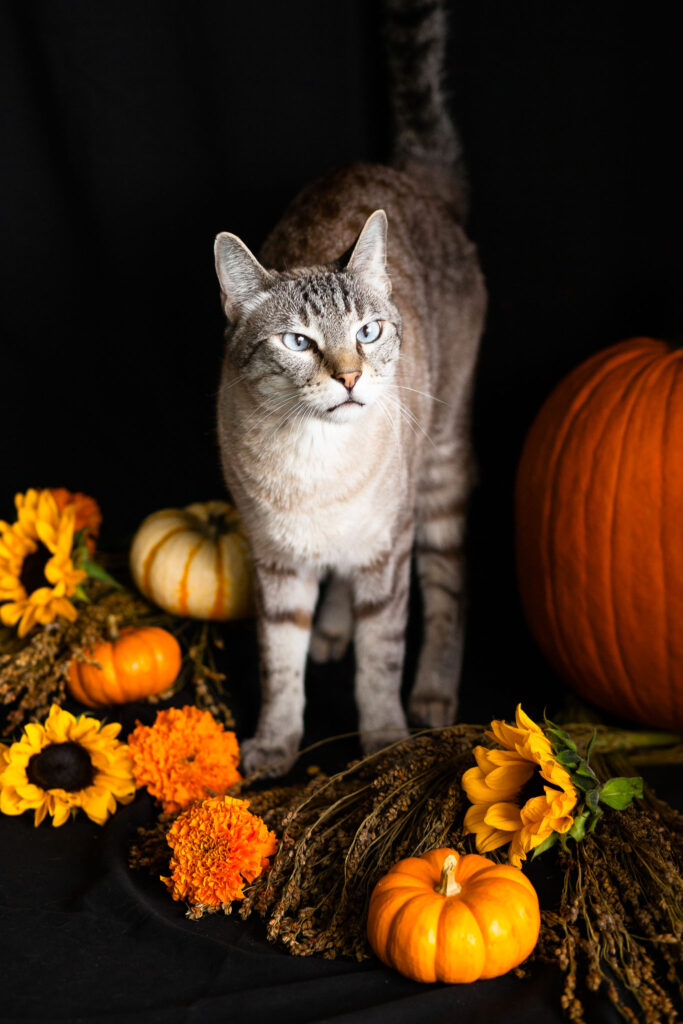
[345, 210, 391, 296]
[214, 233, 273, 321]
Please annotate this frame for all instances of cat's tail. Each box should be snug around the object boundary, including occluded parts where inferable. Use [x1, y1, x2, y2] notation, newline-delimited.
[383, 0, 467, 217]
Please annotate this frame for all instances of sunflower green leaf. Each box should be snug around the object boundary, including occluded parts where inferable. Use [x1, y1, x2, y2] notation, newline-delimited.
[599, 776, 644, 810]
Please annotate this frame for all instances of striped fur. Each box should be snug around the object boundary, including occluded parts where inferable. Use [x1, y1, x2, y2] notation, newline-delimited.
[383, 0, 467, 214]
[215, 2, 486, 775]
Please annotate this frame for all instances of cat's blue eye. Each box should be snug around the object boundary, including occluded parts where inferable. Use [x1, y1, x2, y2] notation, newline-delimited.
[282, 332, 313, 352]
[356, 320, 382, 344]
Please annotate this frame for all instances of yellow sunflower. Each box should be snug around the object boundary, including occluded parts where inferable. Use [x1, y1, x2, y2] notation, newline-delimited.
[0, 488, 86, 636]
[462, 704, 578, 868]
[0, 704, 136, 826]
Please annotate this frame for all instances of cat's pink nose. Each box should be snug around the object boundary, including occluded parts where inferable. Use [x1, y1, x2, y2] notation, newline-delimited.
[334, 370, 362, 391]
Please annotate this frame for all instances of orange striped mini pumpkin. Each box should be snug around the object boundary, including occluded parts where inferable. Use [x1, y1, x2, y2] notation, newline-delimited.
[129, 501, 254, 620]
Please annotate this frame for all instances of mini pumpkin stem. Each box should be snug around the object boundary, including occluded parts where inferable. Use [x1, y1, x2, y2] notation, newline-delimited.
[206, 510, 238, 540]
[106, 614, 120, 641]
[435, 854, 462, 897]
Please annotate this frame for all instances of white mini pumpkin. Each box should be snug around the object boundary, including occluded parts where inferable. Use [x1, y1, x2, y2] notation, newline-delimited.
[130, 501, 254, 619]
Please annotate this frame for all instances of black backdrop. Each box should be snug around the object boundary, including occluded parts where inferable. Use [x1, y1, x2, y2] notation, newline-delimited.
[1, 3, 682, 1021]
[2, 0, 682, 707]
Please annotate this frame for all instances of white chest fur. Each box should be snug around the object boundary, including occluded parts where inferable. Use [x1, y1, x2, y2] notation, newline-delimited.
[220, 400, 406, 572]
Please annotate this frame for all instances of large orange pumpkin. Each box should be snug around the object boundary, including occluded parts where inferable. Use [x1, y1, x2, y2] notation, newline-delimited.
[67, 626, 182, 707]
[366, 848, 540, 983]
[515, 337, 683, 729]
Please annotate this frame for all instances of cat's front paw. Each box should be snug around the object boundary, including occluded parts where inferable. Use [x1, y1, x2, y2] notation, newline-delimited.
[240, 733, 301, 779]
[407, 695, 456, 730]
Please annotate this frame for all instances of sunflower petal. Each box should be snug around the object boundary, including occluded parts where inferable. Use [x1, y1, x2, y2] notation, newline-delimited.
[515, 704, 545, 735]
[461, 766, 496, 803]
[0, 786, 23, 814]
[473, 746, 496, 773]
[18, 605, 38, 637]
[484, 801, 524, 831]
[98, 722, 122, 740]
[46, 705, 75, 741]
[485, 762, 535, 793]
[463, 801, 490, 830]
[485, 748, 531, 766]
[22, 723, 47, 751]
[51, 802, 71, 827]
[0, 764, 29, 787]
[81, 785, 117, 825]
[488, 720, 526, 751]
[474, 824, 511, 853]
[508, 834, 527, 868]
[0, 602, 24, 627]
[34, 801, 49, 826]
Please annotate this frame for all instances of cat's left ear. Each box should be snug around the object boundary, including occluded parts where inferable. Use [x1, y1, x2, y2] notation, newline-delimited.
[345, 210, 391, 296]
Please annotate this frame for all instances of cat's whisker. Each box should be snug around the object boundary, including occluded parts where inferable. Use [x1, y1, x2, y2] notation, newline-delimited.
[383, 393, 419, 445]
[270, 397, 308, 440]
[295, 405, 317, 447]
[218, 372, 250, 395]
[383, 383, 451, 406]
[243, 393, 301, 439]
[377, 396, 402, 457]
[242, 390, 295, 422]
[385, 394, 438, 449]
[286, 403, 307, 445]
[242, 401, 292, 436]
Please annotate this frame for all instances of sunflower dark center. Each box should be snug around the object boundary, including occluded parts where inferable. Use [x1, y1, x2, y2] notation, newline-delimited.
[518, 768, 560, 807]
[19, 542, 52, 594]
[27, 742, 95, 792]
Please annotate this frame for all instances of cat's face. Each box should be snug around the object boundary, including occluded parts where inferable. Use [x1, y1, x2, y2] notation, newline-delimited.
[215, 211, 402, 424]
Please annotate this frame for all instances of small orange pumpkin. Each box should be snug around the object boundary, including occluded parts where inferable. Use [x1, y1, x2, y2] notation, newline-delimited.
[367, 847, 540, 983]
[67, 626, 182, 708]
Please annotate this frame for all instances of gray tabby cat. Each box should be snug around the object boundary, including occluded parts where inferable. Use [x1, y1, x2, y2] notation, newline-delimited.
[215, 0, 486, 774]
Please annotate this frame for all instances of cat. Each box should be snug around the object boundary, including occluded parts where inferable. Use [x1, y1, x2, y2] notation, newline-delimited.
[214, 0, 486, 775]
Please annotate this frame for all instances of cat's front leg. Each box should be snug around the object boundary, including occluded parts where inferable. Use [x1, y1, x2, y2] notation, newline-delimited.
[351, 530, 412, 754]
[241, 561, 319, 777]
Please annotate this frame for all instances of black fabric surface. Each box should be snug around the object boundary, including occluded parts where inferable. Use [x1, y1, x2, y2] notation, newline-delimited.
[4, 631, 679, 1024]
[0, 796, 567, 1024]
[0, 681, 611, 1024]
[1, 1, 681, 1021]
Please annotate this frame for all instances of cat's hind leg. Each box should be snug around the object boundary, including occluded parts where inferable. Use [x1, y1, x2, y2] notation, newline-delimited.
[309, 574, 353, 663]
[409, 441, 470, 728]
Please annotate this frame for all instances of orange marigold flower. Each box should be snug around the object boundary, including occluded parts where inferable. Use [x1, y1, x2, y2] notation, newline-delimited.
[127, 705, 242, 813]
[49, 489, 102, 553]
[163, 795, 277, 909]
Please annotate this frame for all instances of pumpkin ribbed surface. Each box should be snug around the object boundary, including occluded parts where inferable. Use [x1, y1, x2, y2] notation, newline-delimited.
[129, 501, 253, 620]
[366, 848, 540, 983]
[515, 337, 683, 729]
[67, 626, 182, 707]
